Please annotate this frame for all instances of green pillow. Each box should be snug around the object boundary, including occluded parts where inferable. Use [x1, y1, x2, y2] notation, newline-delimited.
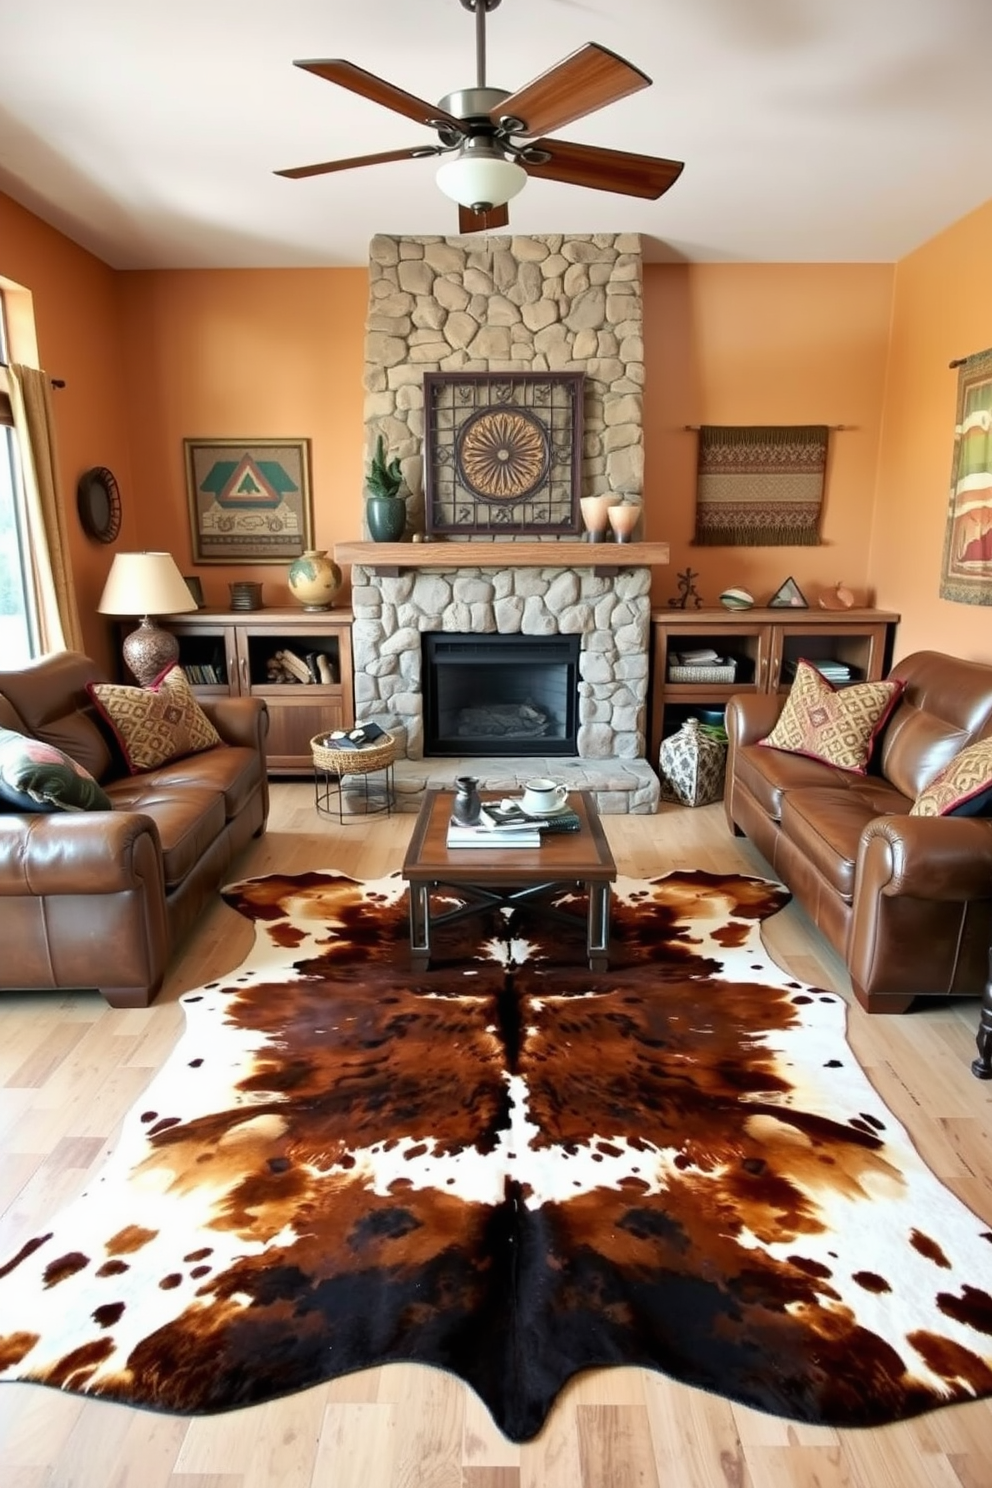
[0, 725, 112, 813]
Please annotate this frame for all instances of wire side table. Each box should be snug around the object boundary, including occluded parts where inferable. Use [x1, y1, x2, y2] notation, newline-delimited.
[311, 733, 396, 823]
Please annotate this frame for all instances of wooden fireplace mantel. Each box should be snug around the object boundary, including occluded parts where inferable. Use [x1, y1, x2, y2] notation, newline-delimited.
[334, 540, 670, 577]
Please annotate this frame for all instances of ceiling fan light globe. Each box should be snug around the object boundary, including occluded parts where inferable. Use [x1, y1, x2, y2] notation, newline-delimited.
[436, 151, 526, 210]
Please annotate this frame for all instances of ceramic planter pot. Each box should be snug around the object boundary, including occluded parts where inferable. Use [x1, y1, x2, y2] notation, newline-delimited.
[366, 496, 407, 543]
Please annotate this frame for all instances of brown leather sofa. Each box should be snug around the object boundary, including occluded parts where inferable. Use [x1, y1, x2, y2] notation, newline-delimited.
[724, 650, 992, 1013]
[0, 650, 269, 1007]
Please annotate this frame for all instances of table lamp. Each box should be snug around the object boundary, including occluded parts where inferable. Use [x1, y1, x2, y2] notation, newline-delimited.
[98, 552, 197, 686]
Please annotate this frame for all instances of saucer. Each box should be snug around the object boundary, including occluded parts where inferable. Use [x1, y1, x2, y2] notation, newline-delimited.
[519, 799, 570, 818]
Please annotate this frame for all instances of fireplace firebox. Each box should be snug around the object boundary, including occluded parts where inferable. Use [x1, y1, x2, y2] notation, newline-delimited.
[423, 633, 580, 757]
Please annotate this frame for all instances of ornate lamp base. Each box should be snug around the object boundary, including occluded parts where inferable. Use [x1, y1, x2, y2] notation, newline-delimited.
[122, 617, 180, 687]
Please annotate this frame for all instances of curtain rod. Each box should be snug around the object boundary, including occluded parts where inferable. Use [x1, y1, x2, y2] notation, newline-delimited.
[682, 423, 850, 431]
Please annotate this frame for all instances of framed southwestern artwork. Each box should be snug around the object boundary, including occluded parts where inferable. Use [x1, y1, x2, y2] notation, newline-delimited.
[940, 347, 992, 605]
[422, 372, 584, 536]
[184, 438, 314, 564]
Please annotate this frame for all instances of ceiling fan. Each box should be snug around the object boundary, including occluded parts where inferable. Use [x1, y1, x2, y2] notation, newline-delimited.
[275, 0, 684, 233]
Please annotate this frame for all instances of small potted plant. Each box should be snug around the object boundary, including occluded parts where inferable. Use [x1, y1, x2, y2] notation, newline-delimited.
[365, 434, 408, 543]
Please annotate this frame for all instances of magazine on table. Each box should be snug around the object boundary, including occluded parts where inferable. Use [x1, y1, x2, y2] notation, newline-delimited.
[479, 800, 581, 834]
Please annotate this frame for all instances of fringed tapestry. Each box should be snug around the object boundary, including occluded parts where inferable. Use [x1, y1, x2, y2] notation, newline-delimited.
[693, 425, 828, 546]
[940, 347, 992, 605]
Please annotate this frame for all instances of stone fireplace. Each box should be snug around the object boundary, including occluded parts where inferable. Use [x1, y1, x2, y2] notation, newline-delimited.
[351, 557, 651, 760]
[344, 230, 663, 814]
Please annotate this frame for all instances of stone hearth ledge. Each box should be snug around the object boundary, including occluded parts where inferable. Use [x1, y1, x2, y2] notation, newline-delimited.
[387, 755, 660, 816]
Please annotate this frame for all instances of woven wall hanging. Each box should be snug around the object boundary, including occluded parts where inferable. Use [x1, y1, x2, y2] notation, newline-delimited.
[693, 424, 828, 546]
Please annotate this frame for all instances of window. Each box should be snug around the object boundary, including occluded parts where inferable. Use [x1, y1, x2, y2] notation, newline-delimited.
[0, 295, 38, 663]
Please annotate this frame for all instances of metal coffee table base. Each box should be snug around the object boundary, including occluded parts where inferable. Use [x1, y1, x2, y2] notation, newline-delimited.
[408, 878, 611, 972]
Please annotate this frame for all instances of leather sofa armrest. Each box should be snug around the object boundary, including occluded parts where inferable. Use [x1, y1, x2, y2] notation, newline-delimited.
[858, 815, 992, 900]
[725, 693, 787, 748]
[0, 811, 164, 895]
[199, 696, 269, 752]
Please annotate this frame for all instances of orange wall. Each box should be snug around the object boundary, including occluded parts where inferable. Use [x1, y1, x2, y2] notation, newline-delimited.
[643, 263, 895, 610]
[116, 269, 367, 612]
[9, 181, 992, 670]
[0, 194, 133, 671]
[870, 198, 992, 661]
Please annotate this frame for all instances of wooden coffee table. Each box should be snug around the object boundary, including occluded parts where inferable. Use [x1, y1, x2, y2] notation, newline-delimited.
[401, 788, 616, 971]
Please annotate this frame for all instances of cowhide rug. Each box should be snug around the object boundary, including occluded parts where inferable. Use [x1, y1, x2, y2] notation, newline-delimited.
[1, 869, 991, 1442]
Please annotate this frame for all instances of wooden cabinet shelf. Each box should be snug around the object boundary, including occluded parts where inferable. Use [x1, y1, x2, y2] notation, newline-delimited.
[158, 608, 354, 775]
[648, 607, 900, 765]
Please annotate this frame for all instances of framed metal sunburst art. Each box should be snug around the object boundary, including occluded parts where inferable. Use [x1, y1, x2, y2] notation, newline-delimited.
[423, 372, 584, 536]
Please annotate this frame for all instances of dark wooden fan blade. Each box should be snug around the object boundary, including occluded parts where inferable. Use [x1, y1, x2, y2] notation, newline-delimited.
[495, 43, 649, 138]
[293, 59, 462, 131]
[275, 146, 441, 180]
[458, 202, 510, 233]
[522, 137, 683, 199]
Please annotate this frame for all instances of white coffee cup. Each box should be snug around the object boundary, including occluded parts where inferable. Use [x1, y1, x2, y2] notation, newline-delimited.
[522, 778, 569, 815]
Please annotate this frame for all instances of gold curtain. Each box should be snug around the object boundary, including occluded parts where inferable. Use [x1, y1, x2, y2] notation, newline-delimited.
[7, 363, 84, 653]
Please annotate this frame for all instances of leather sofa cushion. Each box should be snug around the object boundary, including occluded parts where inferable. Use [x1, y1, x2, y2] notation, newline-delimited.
[0, 653, 116, 782]
[733, 743, 861, 822]
[104, 781, 227, 888]
[881, 650, 992, 798]
[144, 746, 262, 820]
[780, 783, 911, 900]
[106, 745, 262, 823]
[879, 704, 972, 802]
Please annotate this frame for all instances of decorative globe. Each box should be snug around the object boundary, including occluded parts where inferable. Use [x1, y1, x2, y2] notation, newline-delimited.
[287, 549, 342, 611]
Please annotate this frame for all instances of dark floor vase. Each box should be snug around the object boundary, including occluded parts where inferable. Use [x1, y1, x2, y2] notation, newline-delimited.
[366, 496, 407, 542]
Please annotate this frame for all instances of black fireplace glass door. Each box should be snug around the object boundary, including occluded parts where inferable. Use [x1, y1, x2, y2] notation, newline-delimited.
[423, 634, 580, 757]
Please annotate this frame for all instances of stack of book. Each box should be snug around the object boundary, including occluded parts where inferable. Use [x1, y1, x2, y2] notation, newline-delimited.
[444, 799, 580, 849]
[784, 659, 854, 685]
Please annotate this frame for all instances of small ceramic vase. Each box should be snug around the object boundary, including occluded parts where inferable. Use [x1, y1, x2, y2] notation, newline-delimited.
[287, 550, 342, 611]
[451, 776, 481, 826]
[607, 502, 640, 543]
[579, 493, 622, 542]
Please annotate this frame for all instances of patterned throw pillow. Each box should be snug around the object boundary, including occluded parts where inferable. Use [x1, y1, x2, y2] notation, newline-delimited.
[0, 725, 113, 812]
[759, 659, 903, 775]
[910, 736, 992, 817]
[87, 665, 221, 774]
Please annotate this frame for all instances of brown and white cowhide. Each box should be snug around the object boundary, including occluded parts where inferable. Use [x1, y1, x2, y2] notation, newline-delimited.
[1, 870, 991, 1442]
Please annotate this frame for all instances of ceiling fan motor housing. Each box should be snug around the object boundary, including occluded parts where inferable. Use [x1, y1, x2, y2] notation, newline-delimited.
[437, 88, 511, 127]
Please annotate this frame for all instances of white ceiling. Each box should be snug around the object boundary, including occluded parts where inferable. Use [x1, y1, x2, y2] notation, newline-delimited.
[3, 0, 990, 271]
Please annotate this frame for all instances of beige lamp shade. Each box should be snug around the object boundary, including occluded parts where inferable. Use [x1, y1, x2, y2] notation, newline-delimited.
[98, 552, 197, 686]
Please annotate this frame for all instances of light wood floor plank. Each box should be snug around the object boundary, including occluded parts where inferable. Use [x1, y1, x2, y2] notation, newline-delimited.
[314, 1402, 396, 1488]
[576, 1403, 661, 1487]
[740, 1445, 865, 1488]
[0, 784, 990, 1488]
[642, 1377, 755, 1487]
